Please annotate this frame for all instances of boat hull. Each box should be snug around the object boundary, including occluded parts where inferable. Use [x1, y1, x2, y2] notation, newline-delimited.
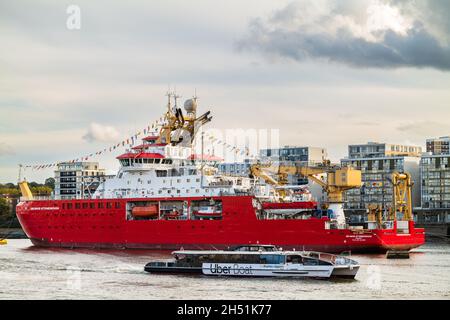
[16, 196, 425, 253]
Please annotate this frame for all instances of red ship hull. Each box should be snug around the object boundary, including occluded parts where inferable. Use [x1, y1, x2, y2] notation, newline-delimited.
[16, 196, 425, 253]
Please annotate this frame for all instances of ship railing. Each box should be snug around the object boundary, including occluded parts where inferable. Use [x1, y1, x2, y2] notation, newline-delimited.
[20, 195, 54, 201]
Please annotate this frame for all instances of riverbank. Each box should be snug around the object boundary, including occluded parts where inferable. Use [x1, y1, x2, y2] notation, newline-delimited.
[0, 228, 26, 239]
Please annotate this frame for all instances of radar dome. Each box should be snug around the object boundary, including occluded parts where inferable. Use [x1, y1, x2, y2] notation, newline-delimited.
[184, 98, 197, 113]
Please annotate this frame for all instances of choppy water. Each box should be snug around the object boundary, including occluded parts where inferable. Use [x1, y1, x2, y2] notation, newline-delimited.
[0, 239, 449, 299]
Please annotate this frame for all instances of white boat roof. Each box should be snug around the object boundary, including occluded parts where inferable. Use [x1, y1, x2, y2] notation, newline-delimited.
[172, 250, 330, 256]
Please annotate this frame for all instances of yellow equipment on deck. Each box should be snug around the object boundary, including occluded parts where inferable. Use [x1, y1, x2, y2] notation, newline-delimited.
[250, 161, 362, 203]
[18, 180, 34, 200]
[250, 161, 362, 226]
[391, 172, 413, 221]
[0, 239, 7, 245]
[157, 93, 212, 146]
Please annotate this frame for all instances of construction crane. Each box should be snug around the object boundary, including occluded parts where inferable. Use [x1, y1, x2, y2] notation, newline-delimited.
[250, 161, 362, 226]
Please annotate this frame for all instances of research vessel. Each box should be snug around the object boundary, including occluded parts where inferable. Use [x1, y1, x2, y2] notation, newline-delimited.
[16, 94, 425, 252]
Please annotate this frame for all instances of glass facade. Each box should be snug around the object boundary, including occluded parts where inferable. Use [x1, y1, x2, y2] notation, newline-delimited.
[420, 156, 450, 209]
[342, 157, 407, 210]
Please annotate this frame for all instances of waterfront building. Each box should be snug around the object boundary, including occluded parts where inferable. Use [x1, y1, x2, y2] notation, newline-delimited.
[348, 142, 422, 159]
[54, 162, 106, 200]
[420, 154, 450, 209]
[342, 142, 422, 211]
[260, 146, 327, 163]
[426, 136, 450, 155]
[218, 159, 253, 177]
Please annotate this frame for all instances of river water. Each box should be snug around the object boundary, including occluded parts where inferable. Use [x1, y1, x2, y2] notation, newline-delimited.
[0, 239, 449, 299]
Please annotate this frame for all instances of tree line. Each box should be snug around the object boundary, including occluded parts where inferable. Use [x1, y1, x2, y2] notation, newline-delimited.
[0, 178, 55, 227]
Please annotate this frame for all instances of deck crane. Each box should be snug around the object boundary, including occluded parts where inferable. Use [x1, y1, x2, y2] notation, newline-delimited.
[390, 172, 414, 221]
[250, 161, 362, 226]
[157, 92, 212, 146]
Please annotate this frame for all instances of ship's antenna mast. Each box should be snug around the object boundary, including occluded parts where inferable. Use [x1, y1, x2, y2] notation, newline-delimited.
[18, 164, 23, 183]
[201, 130, 205, 187]
[166, 90, 173, 112]
[173, 92, 181, 110]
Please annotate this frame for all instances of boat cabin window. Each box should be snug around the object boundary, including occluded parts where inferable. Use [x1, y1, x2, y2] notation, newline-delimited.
[302, 257, 332, 266]
[286, 255, 303, 264]
[261, 254, 285, 264]
[154, 159, 161, 164]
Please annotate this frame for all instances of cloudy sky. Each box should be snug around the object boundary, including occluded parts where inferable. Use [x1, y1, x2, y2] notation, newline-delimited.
[1, 0, 450, 183]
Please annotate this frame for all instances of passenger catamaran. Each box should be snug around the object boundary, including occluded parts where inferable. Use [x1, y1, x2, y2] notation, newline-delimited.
[145, 245, 360, 279]
[16, 94, 425, 252]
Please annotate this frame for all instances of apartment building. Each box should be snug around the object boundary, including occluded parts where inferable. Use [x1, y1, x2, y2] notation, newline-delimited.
[342, 142, 422, 211]
[54, 162, 106, 199]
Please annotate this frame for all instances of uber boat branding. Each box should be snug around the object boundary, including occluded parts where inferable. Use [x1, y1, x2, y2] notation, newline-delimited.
[203, 263, 254, 276]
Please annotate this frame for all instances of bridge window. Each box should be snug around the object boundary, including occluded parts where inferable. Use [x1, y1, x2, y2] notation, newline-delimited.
[156, 170, 168, 177]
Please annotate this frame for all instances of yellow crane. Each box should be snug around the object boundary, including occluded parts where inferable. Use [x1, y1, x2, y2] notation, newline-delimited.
[391, 172, 413, 221]
[250, 161, 362, 226]
[367, 172, 414, 229]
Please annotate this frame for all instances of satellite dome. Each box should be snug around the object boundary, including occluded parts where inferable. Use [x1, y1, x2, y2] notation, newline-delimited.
[184, 98, 197, 113]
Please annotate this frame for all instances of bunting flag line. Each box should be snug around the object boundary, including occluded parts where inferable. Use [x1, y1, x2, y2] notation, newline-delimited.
[25, 114, 167, 170]
[202, 132, 259, 160]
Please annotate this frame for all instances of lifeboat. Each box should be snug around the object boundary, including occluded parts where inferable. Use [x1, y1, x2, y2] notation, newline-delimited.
[192, 207, 222, 218]
[131, 205, 159, 218]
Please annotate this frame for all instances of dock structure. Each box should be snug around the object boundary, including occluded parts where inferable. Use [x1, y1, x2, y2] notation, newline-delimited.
[414, 208, 450, 238]
[386, 250, 410, 259]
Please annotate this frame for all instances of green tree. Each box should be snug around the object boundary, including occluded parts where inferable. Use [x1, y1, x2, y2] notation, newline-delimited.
[0, 198, 11, 219]
[44, 177, 55, 190]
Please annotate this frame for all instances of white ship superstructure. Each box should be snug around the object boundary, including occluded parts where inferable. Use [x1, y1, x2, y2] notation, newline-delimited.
[93, 94, 253, 199]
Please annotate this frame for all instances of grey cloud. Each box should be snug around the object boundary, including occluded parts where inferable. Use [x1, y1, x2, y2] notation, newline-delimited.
[237, 1, 450, 71]
[396, 121, 449, 136]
